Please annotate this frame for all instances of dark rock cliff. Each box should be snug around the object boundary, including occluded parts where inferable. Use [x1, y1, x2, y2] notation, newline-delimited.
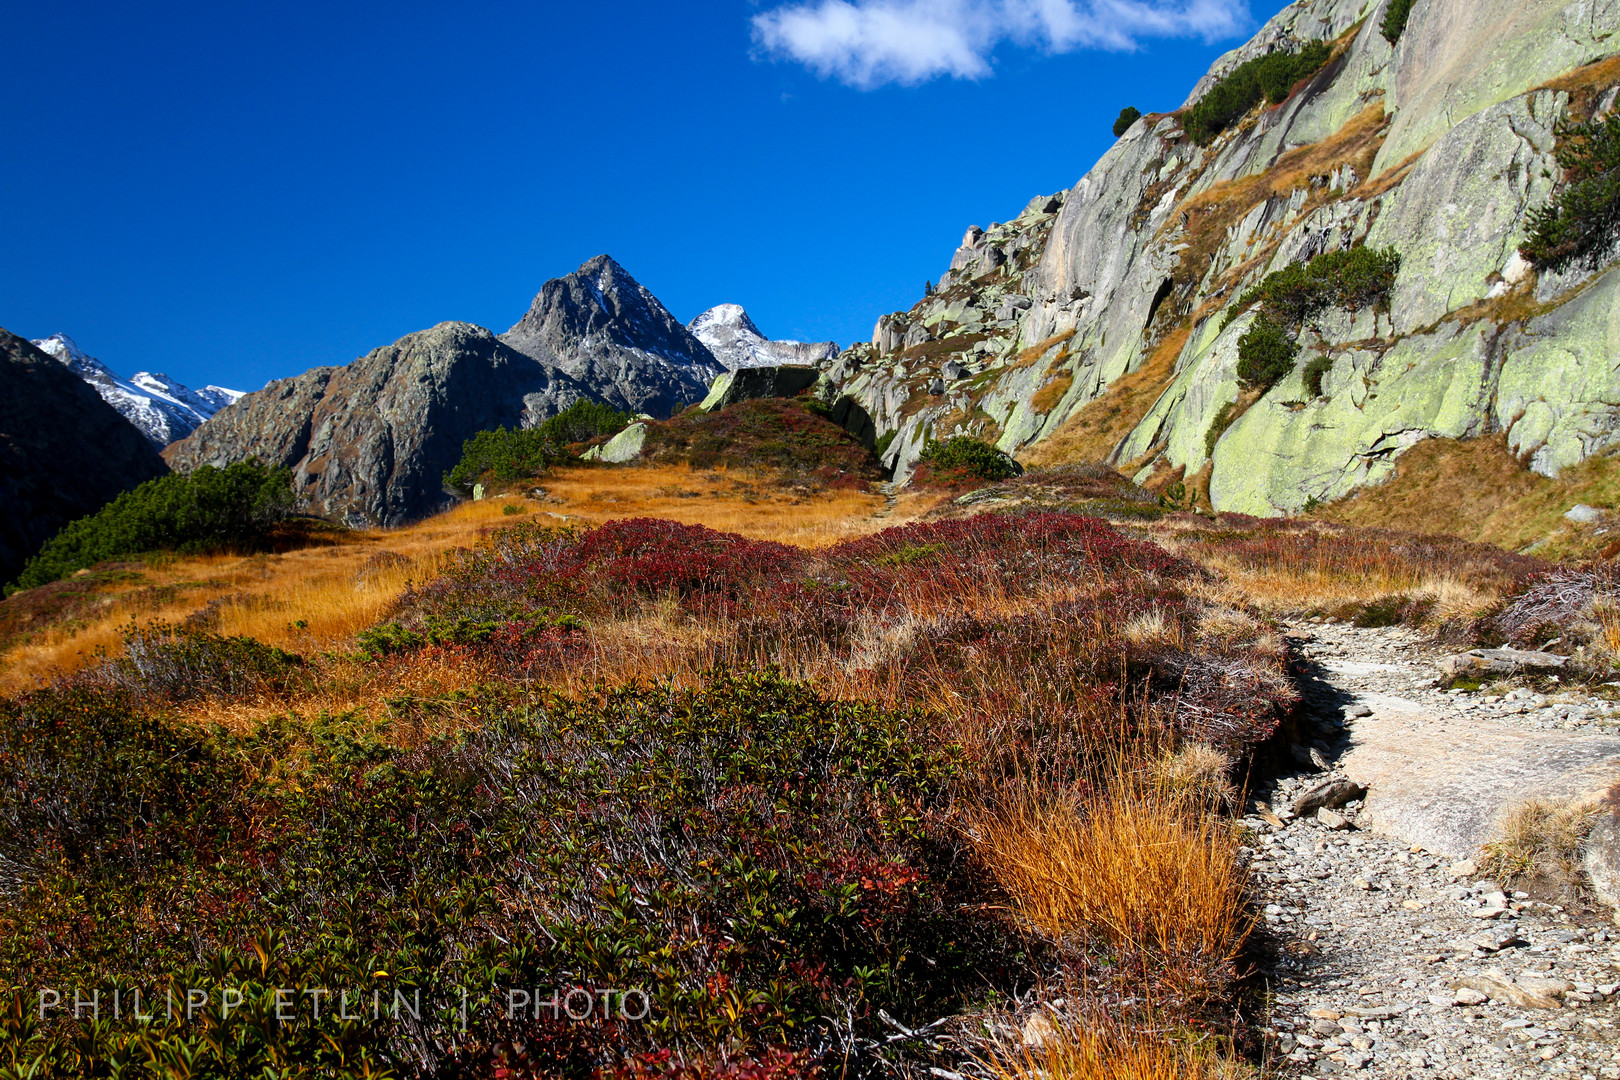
[500, 254, 721, 417]
[0, 329, 170, 584]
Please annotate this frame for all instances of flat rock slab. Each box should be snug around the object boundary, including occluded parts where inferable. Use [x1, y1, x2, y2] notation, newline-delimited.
[1339, 691, 1620, 858]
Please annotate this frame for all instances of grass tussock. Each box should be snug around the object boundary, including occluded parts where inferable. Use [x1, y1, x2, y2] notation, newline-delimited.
[982, 1021, 1223, 1080]
[1152, 514, 1544, 624]
[1480, 797, 1601, 893]
[1310, 434, 1620, 557]
[968, 769, 1251, 1005]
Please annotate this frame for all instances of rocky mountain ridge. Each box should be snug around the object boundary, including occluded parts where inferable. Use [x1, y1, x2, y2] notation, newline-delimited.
[32, 333, 243, 447]
[816, 0, 1620, 518]
[0, 330, 168, 584]
[164, 257, 829, 526]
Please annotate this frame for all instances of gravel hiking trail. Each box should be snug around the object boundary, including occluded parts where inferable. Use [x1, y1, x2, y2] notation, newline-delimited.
[1251, 622, 1620, 1078]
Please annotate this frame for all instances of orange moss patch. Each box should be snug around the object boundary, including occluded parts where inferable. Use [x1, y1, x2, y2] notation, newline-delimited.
[1022, 323, 1189, 467]
[1311, 434, 1620, 556]
[1031, 372, 1075, 414]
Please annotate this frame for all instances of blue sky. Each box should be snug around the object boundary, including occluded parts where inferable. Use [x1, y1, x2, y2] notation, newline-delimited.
[2, 1, 1263, 392]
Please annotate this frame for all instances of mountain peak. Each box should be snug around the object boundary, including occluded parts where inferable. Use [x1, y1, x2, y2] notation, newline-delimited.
[688, 304, 838, 371]
[500, 256, 720, 417]
[29, 334, 241, 448]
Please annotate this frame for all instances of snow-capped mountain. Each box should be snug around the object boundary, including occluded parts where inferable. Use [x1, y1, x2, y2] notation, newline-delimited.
[687, 304, 839, 370]
[31, 333, 244, 448]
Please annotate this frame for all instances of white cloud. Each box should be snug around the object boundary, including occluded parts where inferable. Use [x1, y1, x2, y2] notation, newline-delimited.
[752, 0, 1250, 88]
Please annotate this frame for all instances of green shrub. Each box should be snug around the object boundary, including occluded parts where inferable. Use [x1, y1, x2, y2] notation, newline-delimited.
[1380, 0, 1414, 44]
[1222, 246, 1402, 331]
[105, 624, 307, 702]
[1114, 106, 1143, 137]
[536, 398, 631, 444]
[1303, 354, 1336, 397]
[11, 460, 294, 592]
[1204, 401, 1240, 457]
[1235, 315, 1300, 390]
[1183, 40, 1332, 144]
[918, 436, 1023, 481]
[445, 426, 566, 491]
[875, 430, 897, 458]
[1521, 113, 1620, 274]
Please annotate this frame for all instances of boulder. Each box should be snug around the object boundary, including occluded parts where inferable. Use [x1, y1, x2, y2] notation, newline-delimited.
[1583, 811, 1620, 916]
[942, 360, 967, 382]
[1566, 504, 1604, 524]
[1439, 648, 1566, 678]
[698, 366, 821, 413]
[592, 422, 647, 464]
[1292, 778, 1366, 818]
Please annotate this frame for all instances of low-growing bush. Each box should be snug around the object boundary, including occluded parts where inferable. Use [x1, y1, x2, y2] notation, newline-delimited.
[539, 398, 632, 444]
[917, 436, 1023, 482]
[1204, 401, 1240, 457]
[1521, 112, 1620, 274]
[1380, 0, 1414, 44]
[1235, 315, 1299, 390]
[445, 426, 567, 491]
[88, 623, 307, 702]
[1302, 354, 1336, 397]
[1222, 246, 1402, 332]
[11, 460, 294, 592]
[1113, 106, 1142, 137]
[1182, 40, 1331, 144]
[0, 672, 1017, 1076]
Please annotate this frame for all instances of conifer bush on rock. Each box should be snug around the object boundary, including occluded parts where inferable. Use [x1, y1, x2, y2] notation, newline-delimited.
[1113, 106, 1142, 137]
[1182, 41, 1331, 145]
[917, 436, 1023, 483]
[1522, 112, 1620, 274]
[1380, 0, 1414, 44]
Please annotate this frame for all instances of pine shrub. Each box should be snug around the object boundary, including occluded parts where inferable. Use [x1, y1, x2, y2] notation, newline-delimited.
[1183, 40, 1332, 145]
[1380, 0, 1414, 44]
[918, 436, 1023, 481]
[1235, 315, 1300, 390]
[12, 460, 294, 592]
[1114, 106, 1143, 137]
[1521, 113, 1620, 274]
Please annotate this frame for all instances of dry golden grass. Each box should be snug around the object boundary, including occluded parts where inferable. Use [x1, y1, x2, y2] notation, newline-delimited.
[1480, 797, 1601, 892]
[1152, 516, 1521, 621]
[967, 772, 1251, 1001]
[1031, 371, 1075, 414]
[982, 1021, 1222, 1080]
[1311, 435, 1620, 556]
[1022, 323, 1190, 468]
[0, 464, 900, 694]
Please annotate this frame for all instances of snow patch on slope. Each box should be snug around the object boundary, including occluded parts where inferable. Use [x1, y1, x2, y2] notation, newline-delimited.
[32, 333, 243, 448]
[687, 304, 838, 370]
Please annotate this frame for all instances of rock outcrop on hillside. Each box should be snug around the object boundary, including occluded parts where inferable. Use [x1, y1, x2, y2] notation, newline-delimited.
[823, 0, 1620, 513]
[0, 329, 169, 584]
[500, 255, 721, 417]
[32, 333, 243, 447]
[165, 322, 588, 527]
[687, 304, 839, 370]
[166, 256, 735, 526]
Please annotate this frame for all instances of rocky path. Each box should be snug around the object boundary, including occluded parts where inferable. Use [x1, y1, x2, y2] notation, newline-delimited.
[1251, 623, 1620, 1078]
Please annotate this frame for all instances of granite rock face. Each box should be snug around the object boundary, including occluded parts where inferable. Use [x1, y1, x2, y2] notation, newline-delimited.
[688, 304, 838, 371]
[0, 329, 169, 584]
[166, 322, 588, 527]
[500, 255, 721, 418]
[815, 0, 1620, 507]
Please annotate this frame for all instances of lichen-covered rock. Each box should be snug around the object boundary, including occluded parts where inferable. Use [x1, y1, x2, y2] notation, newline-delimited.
[1496, 267, 1620, 475]
[698, 366, 820, 413]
